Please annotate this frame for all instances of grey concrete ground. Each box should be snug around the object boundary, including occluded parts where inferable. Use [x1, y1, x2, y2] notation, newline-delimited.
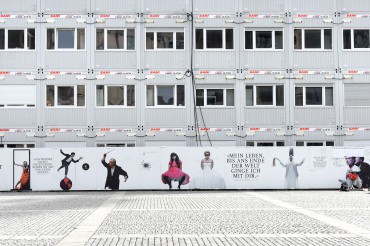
[1, 191, 370, 246]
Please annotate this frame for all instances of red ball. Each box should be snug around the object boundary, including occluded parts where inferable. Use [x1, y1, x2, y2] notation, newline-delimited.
[60, 178, 72, 191]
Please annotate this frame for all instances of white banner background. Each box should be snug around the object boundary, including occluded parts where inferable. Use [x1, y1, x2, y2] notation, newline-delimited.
[0, 147, 368, 191]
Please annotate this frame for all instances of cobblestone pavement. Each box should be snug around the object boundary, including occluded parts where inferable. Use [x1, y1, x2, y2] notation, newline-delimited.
[0, 190, 370, 246]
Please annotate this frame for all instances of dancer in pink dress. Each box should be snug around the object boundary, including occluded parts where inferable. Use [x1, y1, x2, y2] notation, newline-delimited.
[162, 152, 190, 190]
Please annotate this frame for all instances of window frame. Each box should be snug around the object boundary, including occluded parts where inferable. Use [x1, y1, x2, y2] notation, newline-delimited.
[194, 28, 234, 51]
[294, 28, 332, 51]
[145, 28, 185, 51]
[0, 28, 36, 51]
[146, 84, 186, 108]
[244, 29, 284, 51]
[46, 28, 86, 51]
[294, 86, 334, 107]
[196, 88, 235, 107]
[46, 85, 86, 108]
[96, 28, 135, 51]
[343, 28, 370, 51]
[95, 85, 135, 108]
[245, 85, 284, 107]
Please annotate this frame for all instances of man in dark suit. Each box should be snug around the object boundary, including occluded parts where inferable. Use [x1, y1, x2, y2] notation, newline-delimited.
[57, 149, 83, 178]
[101, 154, 128, 190]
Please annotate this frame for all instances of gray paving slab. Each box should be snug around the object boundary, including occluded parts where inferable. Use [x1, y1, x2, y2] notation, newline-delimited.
[0, 190, 370, 246]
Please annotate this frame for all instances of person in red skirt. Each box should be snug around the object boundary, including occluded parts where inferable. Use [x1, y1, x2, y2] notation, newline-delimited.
[162, 152, 190, 190]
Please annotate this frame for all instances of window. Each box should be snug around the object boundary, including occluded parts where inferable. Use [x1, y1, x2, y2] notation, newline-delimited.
[0, 85, 36, 107]
[344, 84, 370, 106]
[295, 86, 333, 106]
[296, 141, 334, 147]
[245, 29, 283, 50]
[96, 28, 135, 50]
[196, 88, 234, 107]
[294, 29, 332, 50]
[96, 143, 136, 147]
[46, 85, 85, 107]
[195, 28, 233, 50]
[47, 28, 85, 50]
[0, 29, 35, 50]
[96, 85, 135, 107]
[245, 85, 284, 106]
[246, 141, 285, 147]
[343, 29, 370, 49]
[0, 143, 35, 148]
[146, 85, 185, 107]
[146, 28, 184, 50]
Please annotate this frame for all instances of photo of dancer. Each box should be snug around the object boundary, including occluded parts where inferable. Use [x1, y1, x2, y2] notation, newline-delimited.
[14, 161, 30, 190]
[273, 148, 305, 189]
[340, 156, 370, 189]
[101, 153, 128, 190]
[162, 152, 190, 190]
[57, 149, 83, 178]
[190, 151, 225, 189]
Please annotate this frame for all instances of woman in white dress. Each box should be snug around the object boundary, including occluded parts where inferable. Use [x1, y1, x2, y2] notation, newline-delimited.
[190, 151, 226, 189]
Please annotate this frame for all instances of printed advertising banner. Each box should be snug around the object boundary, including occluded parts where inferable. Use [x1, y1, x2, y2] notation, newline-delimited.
[1, 147, 370, 191]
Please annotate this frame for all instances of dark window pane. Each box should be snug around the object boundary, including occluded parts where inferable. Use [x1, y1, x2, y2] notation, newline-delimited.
[256, 86, 273, 105]
[57, 86, 74, 106]
[306, 87, 322, 105]
[207, 89, 223, 105]
[96, 29, 104, 50]
[77, 85, 85, 106]
[245, 31, 253, 49]
[146, 32, 154, 49]
[324, 29, 332, 49]
[307, 142, 324, 146]
[127, 29, 135, 50]
[107, 86, 124, 105]
[157, 32, 173, 49]
[294, 29, 302, 49]
[176, 32, 184, 49]
[58, 29, 74, 49]
[354, 30, 370, 48]
[226, 29, 233, 49]
[277, 142, 285, 146]
[343, 29, 351, 49]
[107, 30, 124, 49]
[96, 85, 104, 106]
[157, 86, 174, 105]
[0, 29, 4, 49]
[275, 31, 283, 49]
[245, 85, 253, 106]
[246, 142, 254, 147]
[8, 30, 24, 49]
[27, 29, 35, 50]
[47, 29, 55, 49]
[305, 30, 321, 48]
[326, 141, 334, 146]
[127, 85, 135, 106]
[196, 89, 204, 106]
[257, 142, 274, 147]
[195, 29, 203, 49]
[296, 141, 304, 146]
[206, 30, 222, 48]
[325, 87, 333, 106]
[177, 85, 185, 106]
[295, 87, 303, 106]
[107, 144, 125, 147]
[226, 89, 234, 106]
[276, 85, 284, 106]
[256, 31, 272, 48]
[46, 85, 54, 106]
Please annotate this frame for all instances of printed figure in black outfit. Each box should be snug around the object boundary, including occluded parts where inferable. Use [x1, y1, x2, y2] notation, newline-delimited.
[101, 153, 128, 190]
[354, 157, 370, 188]
[57, 149, 83, 178]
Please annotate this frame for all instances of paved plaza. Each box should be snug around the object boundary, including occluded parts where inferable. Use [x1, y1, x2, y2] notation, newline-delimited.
[1, 190, 370, 246]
